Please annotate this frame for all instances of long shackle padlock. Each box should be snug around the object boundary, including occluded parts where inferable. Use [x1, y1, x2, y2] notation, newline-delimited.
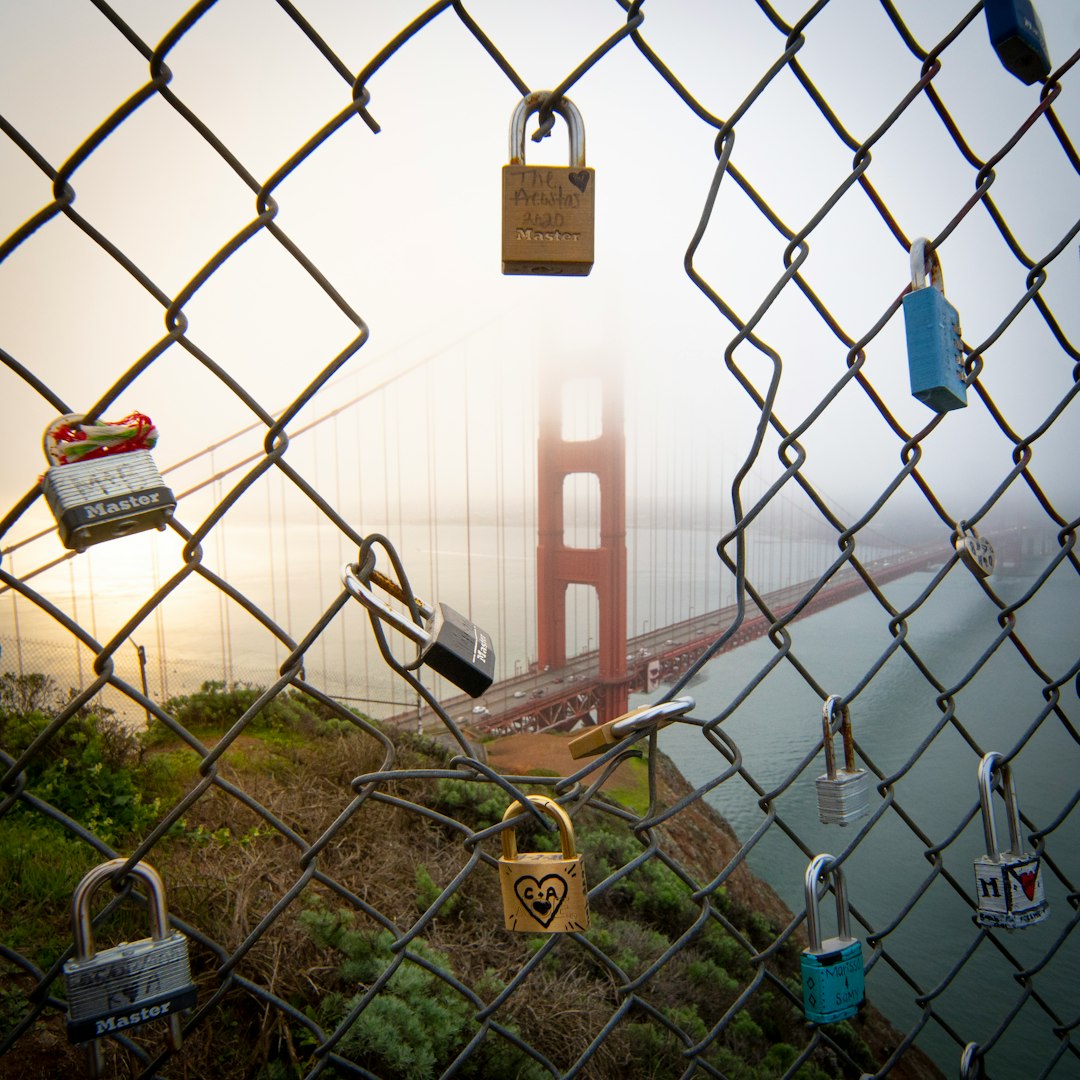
[498, 795, 590, 933]
[902, 238, 966, 413]
[800, 854, 865, 1024]
[342, 559, 495, 698]
[815, 696, 870, 826]
[973, 752, 1049, 928]
[501, 91, 594, 276]
[568, 696, 695, 759]
[64, 858, 195, 1075]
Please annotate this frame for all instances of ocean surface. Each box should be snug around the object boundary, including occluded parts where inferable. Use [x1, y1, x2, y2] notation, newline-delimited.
[656, 563, 1079, 1079]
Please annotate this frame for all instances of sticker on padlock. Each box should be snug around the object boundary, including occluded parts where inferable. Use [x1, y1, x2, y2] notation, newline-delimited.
[40, 413, 175, 552]
[973, 752, 1049, 929]
[955, 526, 995, 578]
[815, 696, 870, 827]
[902, 238, 966, 413]
[800, 854, 865, 1025]
[63, 858, 195, 1075]
[568, 696, 695, 759]
[985, 0, 1051, 85]
[502, 91, 594, 276]
[499, 795, 589, 933]
[342, 559, 495, 698]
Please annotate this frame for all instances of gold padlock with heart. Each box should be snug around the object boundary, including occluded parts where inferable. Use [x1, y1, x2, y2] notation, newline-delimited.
[499, 795, 590, 933]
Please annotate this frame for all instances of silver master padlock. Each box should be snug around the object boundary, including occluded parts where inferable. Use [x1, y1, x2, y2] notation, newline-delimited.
[973, 751, 1049, 929]
[501, 91, 594, 276]
[956, 525, 995, 578]
[40, 413, 175, 552]
[342, 559, 495, 698]
[64, 858, 195, 1075]
[815, 696, 870, 827]
[800, 854, 865, 1024]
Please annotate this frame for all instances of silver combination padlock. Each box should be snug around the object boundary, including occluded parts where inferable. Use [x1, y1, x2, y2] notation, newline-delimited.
[64, 858, 195, 1075]
[902, 238, 966, 413]
[342, 560, 495, 698]
[973, 751, 1049, 929]
[40, 413, 175, 552]
[800, 854, 865, 1024]
[956, 526, 995, 578]
[815, 696, 870, 827]
[501, 91, 594, 276]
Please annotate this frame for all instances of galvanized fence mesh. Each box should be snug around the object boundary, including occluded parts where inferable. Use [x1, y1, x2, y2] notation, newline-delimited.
[1, 2, 1078, 1078]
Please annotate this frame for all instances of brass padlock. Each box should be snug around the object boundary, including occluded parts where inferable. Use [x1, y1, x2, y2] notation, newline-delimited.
[501, 91, 594, 276]
[499, 795, 589, 933]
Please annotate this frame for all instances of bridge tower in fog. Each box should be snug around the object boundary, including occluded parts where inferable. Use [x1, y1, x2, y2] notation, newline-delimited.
[535, 363, 629, 723]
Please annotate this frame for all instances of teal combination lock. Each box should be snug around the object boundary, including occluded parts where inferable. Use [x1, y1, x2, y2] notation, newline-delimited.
[902, 238, 966, 414]
[800, 854, 865, 1025]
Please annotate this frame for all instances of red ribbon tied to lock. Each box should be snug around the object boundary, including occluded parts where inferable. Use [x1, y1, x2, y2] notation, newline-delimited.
[44, 413, 159, 466]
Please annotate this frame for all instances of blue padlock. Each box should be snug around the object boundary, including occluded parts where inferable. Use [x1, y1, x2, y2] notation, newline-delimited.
[902, 238, 966, 413]
[985, 0, 1051, 85]
[800, 854, 865, 1025]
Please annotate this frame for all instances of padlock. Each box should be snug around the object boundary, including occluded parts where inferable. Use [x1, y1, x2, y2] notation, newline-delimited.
[40, 413, 175, 552]
[902, 238, 966, 413]
[63, 859, 195, 1074]
[342, 560, 495, 698]
[955, 526, 995, 578]
[985, 0, 1051, 85]
[501, 91, 594, 276]
[800, 853, 865, 1024]
[815, 696, 870, 827]
[499, 795, 589, 933]
[568, 696, 695, 759]
[973, 751, 1049, 929]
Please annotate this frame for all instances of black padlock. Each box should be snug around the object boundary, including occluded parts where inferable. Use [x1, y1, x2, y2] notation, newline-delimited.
[342, 562, 495, 698]
[985, 0, 1051, 85]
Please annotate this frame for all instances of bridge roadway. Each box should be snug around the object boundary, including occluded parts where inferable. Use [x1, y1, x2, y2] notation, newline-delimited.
[386, 544, 947, 739]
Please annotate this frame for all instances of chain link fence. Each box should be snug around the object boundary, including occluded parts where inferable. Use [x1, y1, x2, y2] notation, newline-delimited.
[1, 1, 1078, 1077]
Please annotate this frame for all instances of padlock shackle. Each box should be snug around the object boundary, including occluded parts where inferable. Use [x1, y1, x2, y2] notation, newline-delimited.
[501, 795, 577, 861]
[609, 696, 695, 738]
[909, 237, 946, 294]
[978, 751, 1023, 859]
[71, 858, 171, 963]
[960, 1042, 984, 1080]
[342, 560, 432, 648]
[804, 853, 852, 953]
[821, 695, 857, 779]
[509, 91, 586, 168]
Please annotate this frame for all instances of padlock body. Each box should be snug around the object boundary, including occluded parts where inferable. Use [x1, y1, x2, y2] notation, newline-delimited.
[815, 768, 871, 826]
[973, 853, 1049, 929]
[985, 0, 1051, 84]
[903, 287, 966, 412]
[801, 936, 864, 1024]
[63, 932, 196, 1043]
[499, 852, 589, 933]
[957, 535, 995, 578]
[420, 603, 495, 698]
[502, 165, 594, 275]
[42, 450, 175, 551]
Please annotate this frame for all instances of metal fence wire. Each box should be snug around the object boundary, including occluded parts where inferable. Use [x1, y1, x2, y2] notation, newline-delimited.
[1, 1, 1079, 1078]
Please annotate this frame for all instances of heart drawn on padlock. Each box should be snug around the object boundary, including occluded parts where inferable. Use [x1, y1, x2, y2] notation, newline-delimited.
[513, 874, 568, 928]
[567, 170, 591, 193]
[1015, 868, 1039, 902]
